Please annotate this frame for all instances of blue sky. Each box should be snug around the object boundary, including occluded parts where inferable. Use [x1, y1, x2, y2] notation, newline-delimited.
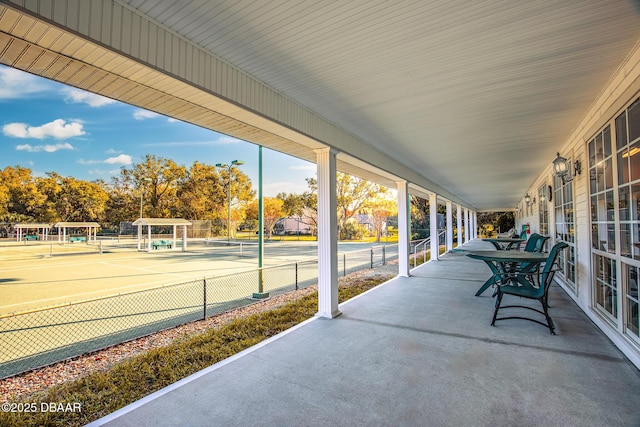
[0, 64, 316, 196]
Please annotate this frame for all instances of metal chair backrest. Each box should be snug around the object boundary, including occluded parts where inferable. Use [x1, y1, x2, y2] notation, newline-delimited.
[523, 233, 541, 252]
[539, 241, 569, 292]
[514, 241, 568, 299]
[533, 235, 550, 252]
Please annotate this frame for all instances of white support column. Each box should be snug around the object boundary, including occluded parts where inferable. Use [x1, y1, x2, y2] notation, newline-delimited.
[147, 226, 152, 252]
[465, 208, 470, 242]
[315, 148, 340, 319]
[471, 211, 478, 239]
[397, 181, 411, 277]
[446, 201, 453, 252]
[173, 225, 177, 250]
[457, 205, 463, 247]
[429, 193, 439, 261]
[182, 226, 187, 252]
[137, 224, 142, 251]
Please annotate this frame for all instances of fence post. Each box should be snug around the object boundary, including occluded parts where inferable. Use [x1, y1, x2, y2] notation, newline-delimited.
[295, 263, 299, 290]
[203, 278, 207, 320]
[382, 246, 386, 265]
[343, 254, 346, 277]
[370, 247, 374, 269]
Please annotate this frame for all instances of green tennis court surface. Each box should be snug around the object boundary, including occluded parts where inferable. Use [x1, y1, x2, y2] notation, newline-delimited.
[0, 239, 375, 315]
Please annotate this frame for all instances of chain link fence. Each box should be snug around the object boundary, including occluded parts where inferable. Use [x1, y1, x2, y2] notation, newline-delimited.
[0, 243, 399, 379]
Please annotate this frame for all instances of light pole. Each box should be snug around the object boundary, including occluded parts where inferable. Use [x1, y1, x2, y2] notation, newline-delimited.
[252, 146, 269, 299]
[139, 177, 152, 219]
[216, 160, 244, 241]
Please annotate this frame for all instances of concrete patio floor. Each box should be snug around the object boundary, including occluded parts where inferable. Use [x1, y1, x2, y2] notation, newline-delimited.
[91, 240, 640, 427]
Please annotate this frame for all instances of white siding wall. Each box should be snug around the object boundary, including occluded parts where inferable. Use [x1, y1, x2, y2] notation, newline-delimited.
[523, 44, 640, 368]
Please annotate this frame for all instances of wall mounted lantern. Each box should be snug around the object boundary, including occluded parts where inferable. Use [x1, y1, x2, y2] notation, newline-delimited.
[552, 152, 581, 183]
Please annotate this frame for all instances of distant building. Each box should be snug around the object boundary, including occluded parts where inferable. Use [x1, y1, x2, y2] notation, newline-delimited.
[273, 217, 314, 235]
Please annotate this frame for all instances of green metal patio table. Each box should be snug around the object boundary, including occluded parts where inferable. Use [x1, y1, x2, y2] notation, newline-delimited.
[482, 237, 525, 251]
[466, 250, 548, 296]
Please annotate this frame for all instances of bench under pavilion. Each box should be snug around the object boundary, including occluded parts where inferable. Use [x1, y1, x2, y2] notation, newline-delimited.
[132, 218, 192, 252]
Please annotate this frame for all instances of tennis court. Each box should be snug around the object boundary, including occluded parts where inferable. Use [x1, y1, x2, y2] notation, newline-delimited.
[0, 239, 384, 316]
[0, 238, 397, 378]
[0, 239, 328, 316]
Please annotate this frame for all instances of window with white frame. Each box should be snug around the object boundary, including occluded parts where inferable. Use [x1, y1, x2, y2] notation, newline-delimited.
[610, 97, 640, 339]
[538, 183, 549, 237]
[589, 125, 616, 318]
[554, 172, 576, 290]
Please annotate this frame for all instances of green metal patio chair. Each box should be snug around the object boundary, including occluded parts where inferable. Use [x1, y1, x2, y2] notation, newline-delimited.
[511, 233, 548, 252]
[519, 233, 540, 251]
[491, 242, 568, 335]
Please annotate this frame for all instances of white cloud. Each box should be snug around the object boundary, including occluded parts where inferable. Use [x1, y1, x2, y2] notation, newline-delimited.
[78, 154, 132, 166]
[104, 154, 132, 165]
[88, 169, 121, 176]
[3, 119, 85, 140]
[16, 142, 74, 153]
[218, 136, 241, 145]
[105, 148, 122, 154]
[289, 164, 316, 171]
[0, 66, 50, 99]
[133, 109, 160, 120]
[62, 87, 116, 107]
[3, 123, 29, 138]
[141, 140, 218, 147]
[77, 159, 99, 165]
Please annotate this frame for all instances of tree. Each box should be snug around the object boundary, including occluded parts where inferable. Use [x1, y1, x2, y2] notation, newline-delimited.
[104, 175, 137, 226]
[0, 166, 45, 221]
[300, 178, 318, 235]
[36, 173, 109, 222]
[368, 198, 396, 242]
[336, 173, 383, 240]
[119, 155, 188, 218]
[246, 197, 285, 239]
[216, 163, 255, 237]
[177, 162, 225, 220]
[277, 192, 305, 218]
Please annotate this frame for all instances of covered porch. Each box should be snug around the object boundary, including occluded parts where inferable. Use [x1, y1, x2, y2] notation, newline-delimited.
[92, 240, 640, 426]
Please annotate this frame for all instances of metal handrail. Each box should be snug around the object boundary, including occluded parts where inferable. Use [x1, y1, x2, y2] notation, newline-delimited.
[412, 230, 446, 267]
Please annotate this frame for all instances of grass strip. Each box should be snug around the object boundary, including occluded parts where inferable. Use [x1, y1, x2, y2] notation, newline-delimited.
[0, 275, 389, 427]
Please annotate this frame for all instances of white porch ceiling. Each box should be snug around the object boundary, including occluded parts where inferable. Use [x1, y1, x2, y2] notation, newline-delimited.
[2, 0, 640, 210]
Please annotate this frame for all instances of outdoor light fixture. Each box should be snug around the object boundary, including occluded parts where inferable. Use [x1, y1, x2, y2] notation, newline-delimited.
[138, 177, 152, 219]
[216, 160, 245, 242]
[552, 152, 581, 183]
[524, 193, 531, 205]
